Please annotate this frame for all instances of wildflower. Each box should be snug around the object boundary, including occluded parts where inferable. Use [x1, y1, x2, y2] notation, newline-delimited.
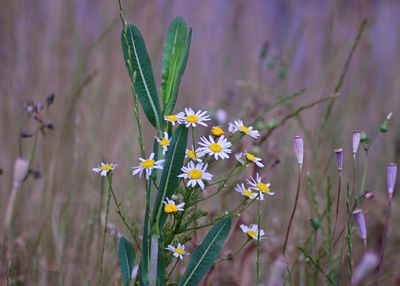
[352, 131, 361, 157]
[247, 173, 274, 195]
[92, 162, 118, 177]
[235, 183, 264, 200]
[240, 224, 266, 240]
[293, 136, 304, 168]
[185, 148, 203, 162]
[215, 108, 228, 125]
[334, 148, 344, 172]
[166, 243, 189, 260]
[163, 197, 185, 214]
[132, 153, 164, 180]
[156, 132, 170, 155]
[228, 119, 260, 139]
[353, 209, 367, 247]
[178, 108, 210, 128]
[198, 135, 232, 160]
[178, 161, 213, 190]
[387, 163, 397, 200]
[164, 113, 182, 126]
[211, 126, 224, 136]
[236, 151, 264, 168]
[351, 252, 379, 286]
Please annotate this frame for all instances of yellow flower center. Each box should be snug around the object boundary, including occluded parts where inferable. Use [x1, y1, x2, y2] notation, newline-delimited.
[246, 230, 257, 239]
[186, 115, 199, 123]
[245, 152, 257, 162]
[239, 125, 251, 134]
[160, 138, 170, 147]
[256, 182, 270, 193]
[243, 189, 255, 198]
[188, 169, 203, 179]
[141, 159, 155, 169]
[211, 126, 224, 136]
[166, 114, 178, 122]
[101, 164, 113, 171]
[175, 247, 185, 255]
[187, 150, 198, 159]
[164, 204, 178, 213]
[209, 143, 222, 153]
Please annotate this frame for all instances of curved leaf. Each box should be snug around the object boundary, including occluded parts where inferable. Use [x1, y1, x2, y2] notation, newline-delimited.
[161, 16, 192, 115]
[121, 23, 162, 130]
[118, 237, 136, 286]
[152, 125, 188, 230]
[178, 217, 232, 286]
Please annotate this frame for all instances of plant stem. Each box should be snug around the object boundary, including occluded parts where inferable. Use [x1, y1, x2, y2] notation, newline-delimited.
[331, 171, 342, 250]
[376, 198, 392, 286]
[166, 258, 179, 281]
[214, 239, 251, 264]
[283, 165, 303, 255]
[256, 191, 262, 284]
[99, 183, 111, 285]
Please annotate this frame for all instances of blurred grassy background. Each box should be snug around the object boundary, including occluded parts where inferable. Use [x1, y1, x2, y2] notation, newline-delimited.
[1, 0, 400, 285]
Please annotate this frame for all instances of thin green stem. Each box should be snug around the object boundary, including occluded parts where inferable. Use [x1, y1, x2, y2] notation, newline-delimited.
[99, 177, 111, 285]
[256, 192, 262, 284]
[283, 166, 303, 255]
[167, 258, 179, 281]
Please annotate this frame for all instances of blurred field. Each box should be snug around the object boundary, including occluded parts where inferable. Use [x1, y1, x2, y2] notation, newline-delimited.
[1, 0, 400, 285]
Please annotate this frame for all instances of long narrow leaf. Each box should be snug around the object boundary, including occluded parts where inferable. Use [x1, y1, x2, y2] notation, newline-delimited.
[178, 217, 232, 286]
[161, 16, 192, 115]
[152, 125, 188, 230]
[121, 23, 162, 130]
[118, 237, 136, 286]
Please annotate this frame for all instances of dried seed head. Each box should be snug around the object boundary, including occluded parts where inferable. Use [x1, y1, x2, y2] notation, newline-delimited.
[12, 158, 29, 188]
[334, 148, 344, 171]
[387, 163, 397, 199]
[267, 255, 287, 286]
[351, 252, 379, 286]
[293, 136, 304, 169]
[352, 131, 361, 156]
[353, 209, 367, 245]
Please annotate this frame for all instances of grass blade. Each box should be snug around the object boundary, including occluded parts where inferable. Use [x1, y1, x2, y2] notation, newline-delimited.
[118, 237, 136, 286]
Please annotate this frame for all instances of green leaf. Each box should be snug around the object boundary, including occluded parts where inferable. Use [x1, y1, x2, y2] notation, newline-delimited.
[178, 217, 232, 286]
[152, 125, 188, 231]
[161, 16, 192, 116]
[118, 237, 136, 286]
[121, 23, 162, 130]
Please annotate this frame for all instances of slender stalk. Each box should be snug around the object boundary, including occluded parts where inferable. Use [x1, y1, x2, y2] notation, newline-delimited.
[283, 166, 303, 255]
[107, 174, 141, 251]
[214, 239, 251, 264]
[331, 171, 342, 249]
[256, 193, 262, 284]
[166, 258, 179, 281]
[345, 183, 353, 282]
[376, 198, 392, 286]
[99, 183, 111, 285]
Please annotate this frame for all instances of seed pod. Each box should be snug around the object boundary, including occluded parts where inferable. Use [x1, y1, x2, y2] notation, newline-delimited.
[353, 209, 367, 247]
[334, 148, 344, 172]
[352, 131, 361, 156]
[387, 163, 397, 200]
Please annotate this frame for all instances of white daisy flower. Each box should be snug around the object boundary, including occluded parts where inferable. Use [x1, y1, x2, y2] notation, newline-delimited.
[185, 148, 203, 162]
[228, 119, 260, 139]
[240, 224, 266, 240]
[178, 161, 213, 190]
[166, 242, 189, 260]
[235, 151, 264, 167]
[156, 132, 170, 155]
[92, 162, 118, 176]
[235, 183, 264, 200]
[132, 153, 164, 180]
[198, 135, 232, 160]
[163, 197, 185, 214]
[164, 113, 183, 126]
[247, 173, 274, 195]
[178, 108, 210, 128]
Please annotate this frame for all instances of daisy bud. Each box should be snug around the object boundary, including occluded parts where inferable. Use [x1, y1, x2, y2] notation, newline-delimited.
[353, 209, 367, 247]
[267, 255, 287, 286]
[387, 163, 397, 200]
[352, 131, 361, 156]
[13, 158, 29, 189]
[334, 148, 344, 172]
[293, 136, 304, 169]
[351, 252, 379, 286]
